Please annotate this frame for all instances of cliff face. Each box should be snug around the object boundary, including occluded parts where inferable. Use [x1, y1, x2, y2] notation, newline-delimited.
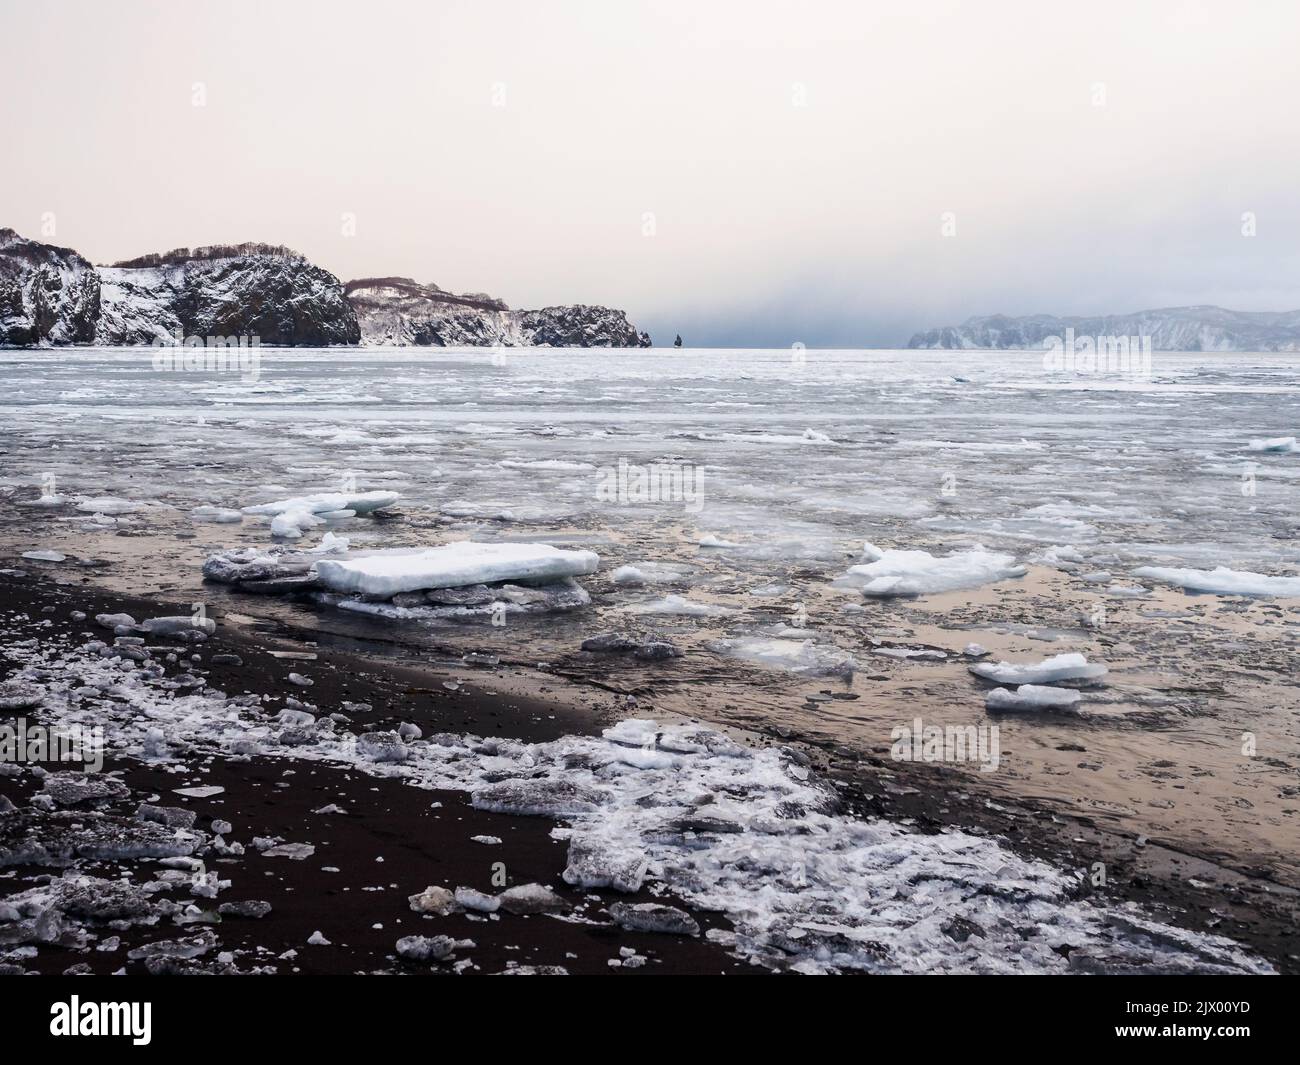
[0, 231, 359, 347]
[345, 277, 652, 347]
[908, 307, 1300, 352]
[0, 228, 101, 346]
[96, 250, 361, 346]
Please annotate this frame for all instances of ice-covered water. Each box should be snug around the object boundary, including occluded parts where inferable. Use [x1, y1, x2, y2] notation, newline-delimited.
[2, 347, 1297, 566]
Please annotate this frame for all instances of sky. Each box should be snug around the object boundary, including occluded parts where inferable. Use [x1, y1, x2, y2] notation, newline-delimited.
[3, 0, 1299, 346]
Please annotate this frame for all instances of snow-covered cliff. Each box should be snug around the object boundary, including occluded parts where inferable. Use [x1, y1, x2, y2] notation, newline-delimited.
[1, 232, 359, 347]
[345, 277, 652, 347]
[0, 229, 101, 346]
[1, 230, 649, 349]
[908, 307, 1300, 351]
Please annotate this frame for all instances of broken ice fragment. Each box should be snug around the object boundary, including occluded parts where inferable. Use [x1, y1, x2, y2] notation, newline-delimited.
[608, 902, 700, 936]
[970, 652, 1107, 685]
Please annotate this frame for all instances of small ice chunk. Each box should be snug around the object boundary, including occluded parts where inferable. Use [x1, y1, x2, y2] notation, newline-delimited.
[75, 496, 142, 515]
[498, 883, 570, 915]
[472, 778, 608, 817]
[408, 886, 457, 915]
[985, 685, 1082, 712]
[970, 652, 1108, 685]
[608, 902, 700, 936]
[626, 594, 729, 617]
[844, 546, 1026, 597]
[191, 506, 243, 524]
[1246, 435, 1297, 452]
[21, 550, 66, 563]
[454, 887, 500, 913]
[172, 785, 225, 798]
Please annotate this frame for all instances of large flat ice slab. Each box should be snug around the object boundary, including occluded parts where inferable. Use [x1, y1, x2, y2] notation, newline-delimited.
[315, 541, 600, 596]
[1133, 565, 1300, 597]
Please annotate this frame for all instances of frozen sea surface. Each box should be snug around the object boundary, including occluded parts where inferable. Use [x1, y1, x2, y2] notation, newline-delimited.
[1, 347, 1296, 567]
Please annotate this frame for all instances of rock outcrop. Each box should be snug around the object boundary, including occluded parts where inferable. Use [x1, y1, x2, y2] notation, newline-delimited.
[908, 307, 1300, 352]
[0, 231, 359, 347]
[0, 228, 101, 346]
[1, 230, 649, 349]
[345, 276, 652, 347]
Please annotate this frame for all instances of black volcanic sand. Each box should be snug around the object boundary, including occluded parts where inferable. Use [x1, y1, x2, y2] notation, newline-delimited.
[1, 568, 1297, 974]
[0, 571, 751, 975]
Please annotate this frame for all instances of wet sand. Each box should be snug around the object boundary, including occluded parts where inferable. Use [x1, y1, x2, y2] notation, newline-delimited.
[2, 560, 1296, 972]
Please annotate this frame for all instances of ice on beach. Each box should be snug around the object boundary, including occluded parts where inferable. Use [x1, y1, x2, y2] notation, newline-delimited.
[21, 550, 67, 562]
[315, 542, 599, 597]
[2, 634, 1275, 976]
[74, 496, 142, 515]
[708, 635, 855, 676]
[1246, 436, 1297, 452]
[970, 652, 1108, 685]
[191, 506, 243, 524]
[698, 533, 742, 548]
[610, 562, 694, 586]
[625, 594, 729, 617]
[239, 489, 397, 538]
[985, 684, 1083, 712]
[1132, 565, 1300, 597]
[844, 544, 1026, 597]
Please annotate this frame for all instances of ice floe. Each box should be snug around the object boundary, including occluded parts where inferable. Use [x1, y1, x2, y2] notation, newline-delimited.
[970, 652, 1108, 685]
[315, 542, 599, 597]
[1132, 565, 1300, 597]
[843, 544, 1026, 597]
[242, 490, 399, 539]
[707, 636, 855, 677]
[985, 685, 1083, 712]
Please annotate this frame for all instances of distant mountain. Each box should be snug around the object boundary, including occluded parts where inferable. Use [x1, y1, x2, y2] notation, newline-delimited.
[0, 229, 358, 346]
[908, 306, 1300, 351]
[345, 276, 652, 348]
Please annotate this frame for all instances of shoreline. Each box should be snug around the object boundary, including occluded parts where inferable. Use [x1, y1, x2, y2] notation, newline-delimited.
[1, 568, 1291, 974]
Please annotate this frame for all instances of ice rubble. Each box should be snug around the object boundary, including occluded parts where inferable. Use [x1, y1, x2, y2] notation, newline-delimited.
[842, 543, 1026, 597]
[1132, 565, 1300, 597]
[970, 653, 1108, 685]
[315, 542, 599, 597]
[985, 685, 1082, 713]
[2, 638, 1272, 975]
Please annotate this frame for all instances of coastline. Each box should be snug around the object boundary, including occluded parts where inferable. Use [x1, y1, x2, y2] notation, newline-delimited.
[1, 567, 1292, 974]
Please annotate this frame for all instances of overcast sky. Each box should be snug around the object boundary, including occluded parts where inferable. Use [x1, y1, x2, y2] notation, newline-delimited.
[4, 0, 1298, 346]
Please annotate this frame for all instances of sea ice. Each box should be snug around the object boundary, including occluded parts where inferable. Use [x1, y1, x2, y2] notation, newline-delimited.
[970, 652, 1108, 685]
[21, 550, 66, 562]
[626, 594, 729, 617]
[985, 685, 1083, 712]
[844, 544, 1026, 597]
[315, 542, 599, 597]
[707, 636, 855, 677]
[1246, 436, 1297, 452]
[1132, 565, 1300, 597]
